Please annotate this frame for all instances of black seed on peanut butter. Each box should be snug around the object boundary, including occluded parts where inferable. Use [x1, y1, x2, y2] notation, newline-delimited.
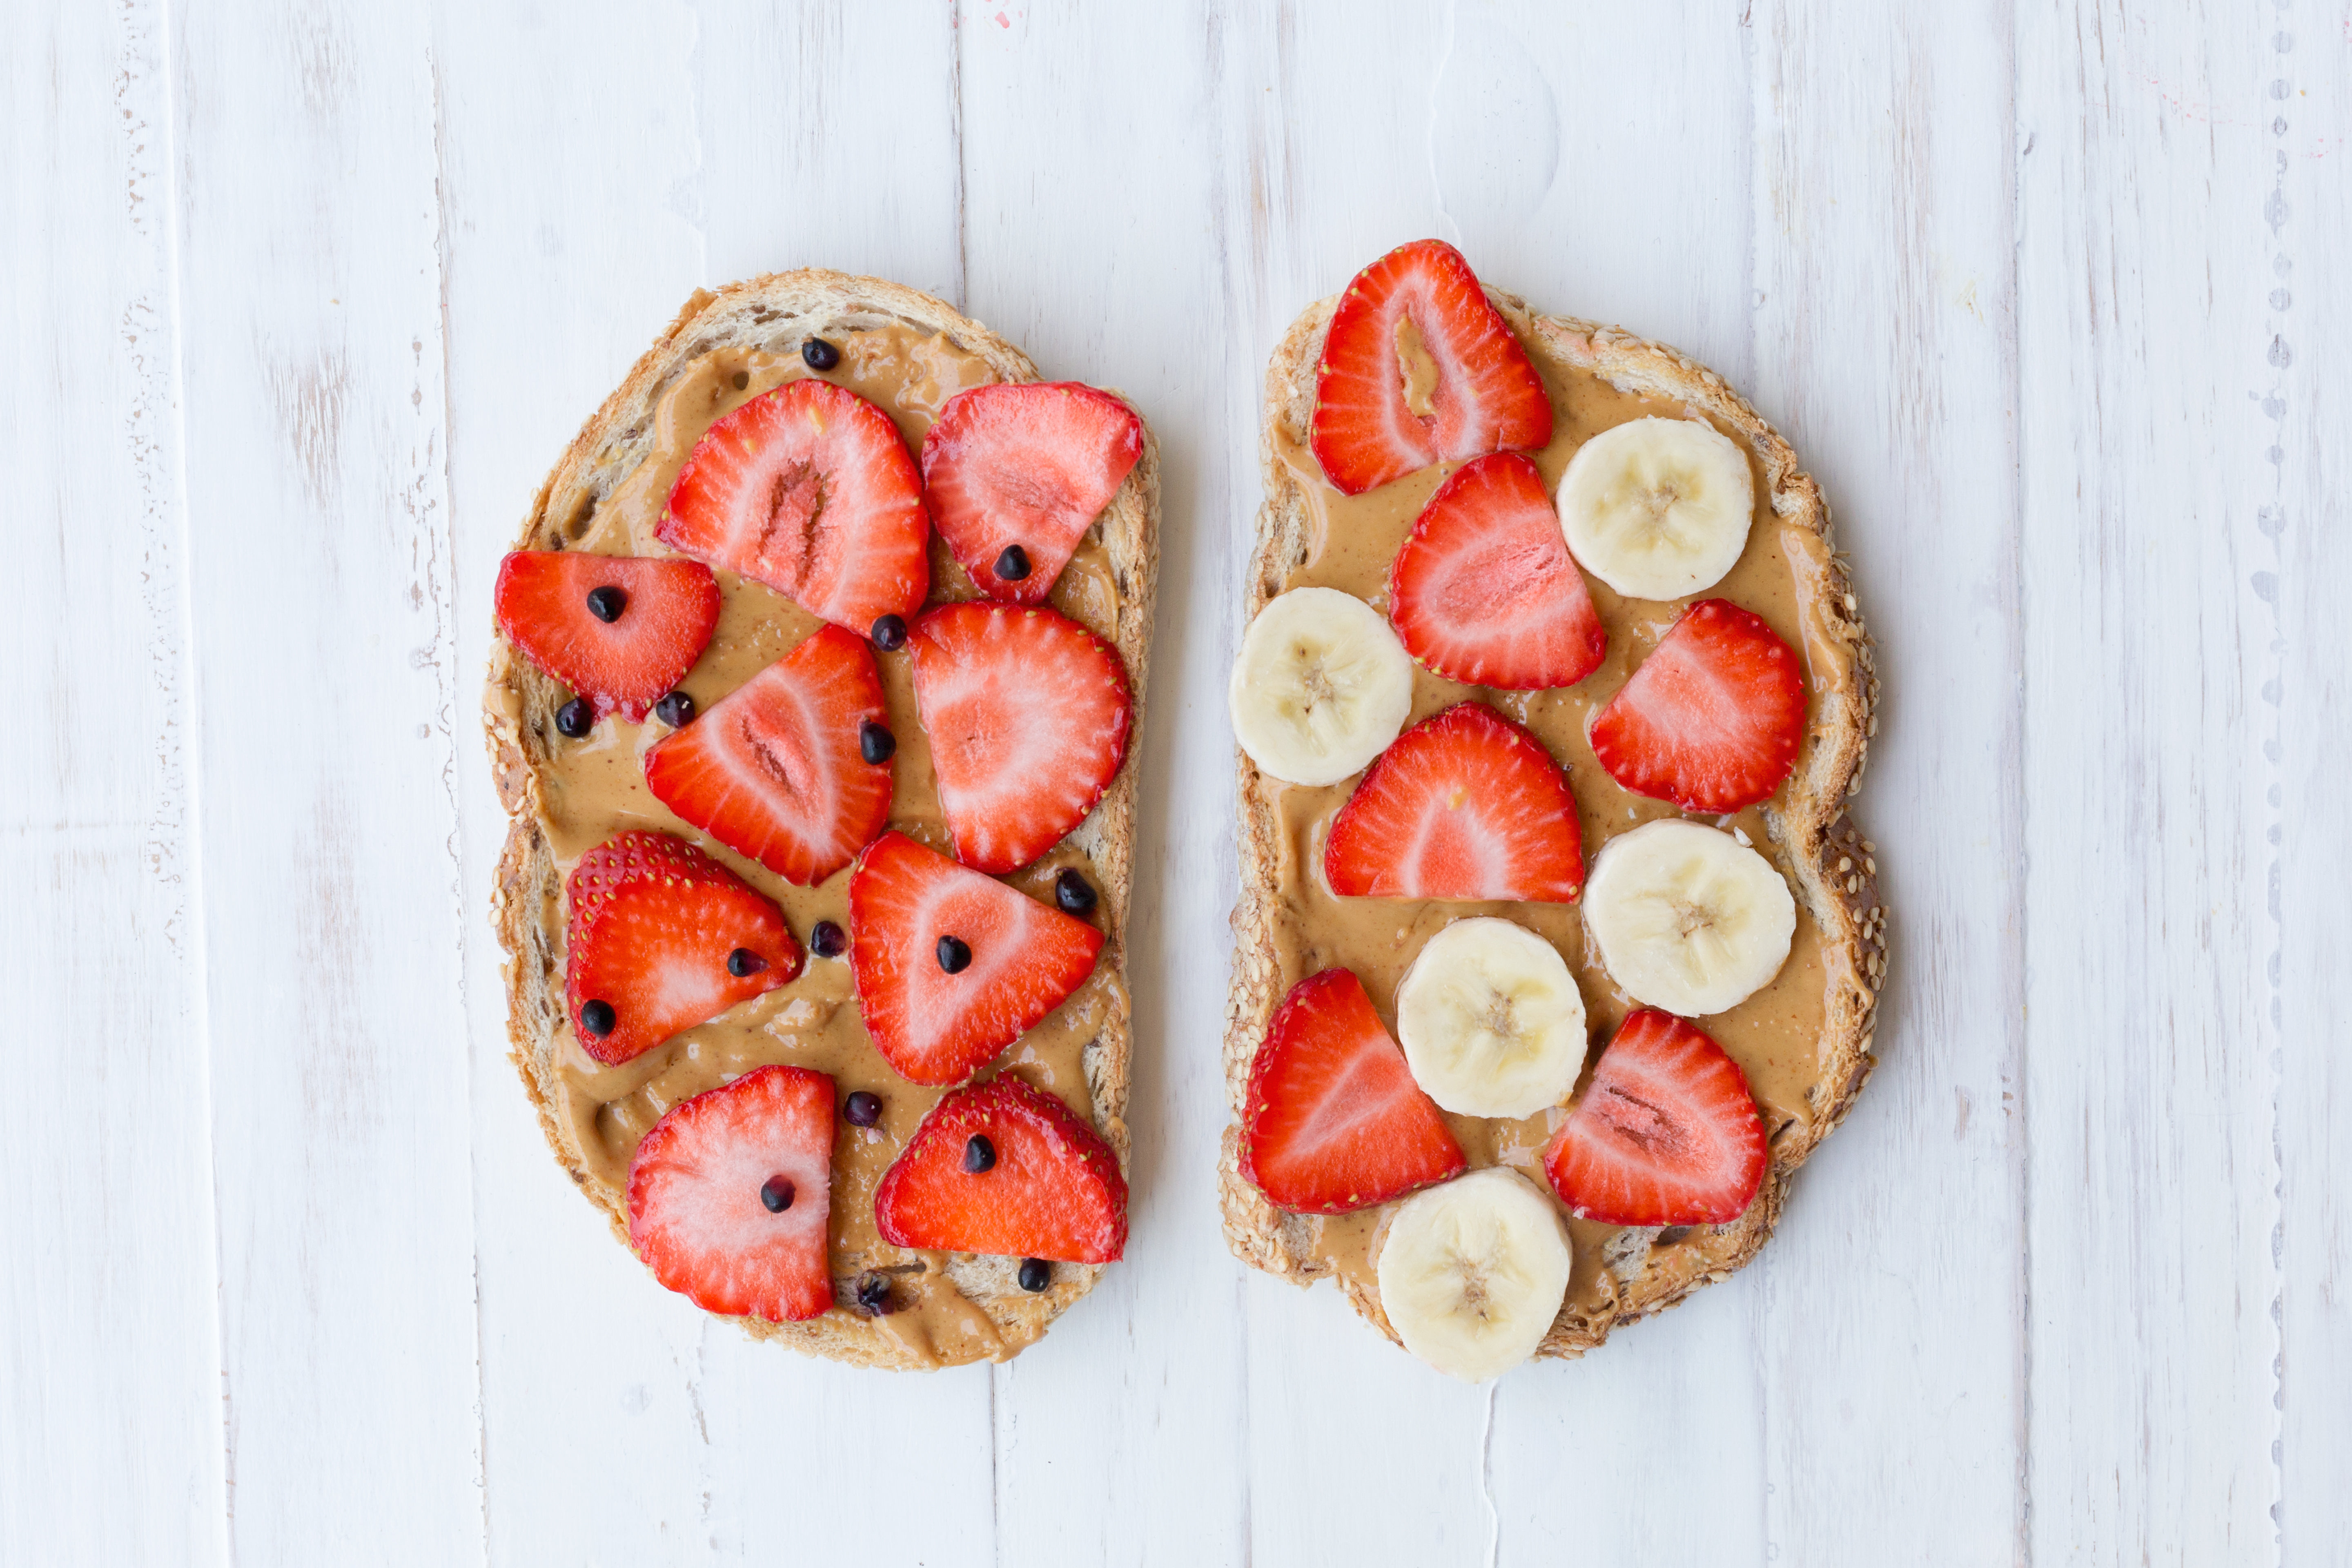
[843, 1091, 882, 1128]
[555, 697, 594, 738]
[859, 719, 896, 765]
[811, 920, 847, 959]
[1054, 868, 1097, 916]
[802, 337, 841, 372]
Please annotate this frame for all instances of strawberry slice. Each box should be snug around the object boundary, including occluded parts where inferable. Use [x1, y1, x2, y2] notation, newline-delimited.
[657, 377, 928, 634]
[628, 1064, 837, 1321]
[1388, 452, 1605, 690]
[1541, 1009, 1766, 1226]
[921, 382, 1144, 602]
[1588, 598, 1805, 813]
[1241, 968, 1467, 1214]
[564, 831, 803, 1065]
[1323, 703, 1585, 902]
[848, 832, 1104, 1085]
[873, 1076, 1127, 1263]
[1310, 238, 1553, 496]
[642, 625, 893, 886]
[493, 550, 719, 721]
[909, 602, 1133, 873]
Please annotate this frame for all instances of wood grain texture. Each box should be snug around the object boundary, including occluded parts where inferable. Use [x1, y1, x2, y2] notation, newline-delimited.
[2265, 2, 2350, 1560]
[2016, 2, 2280, 1560]
[1750, 1, 2028, 1562]
[7, 0, 2350, 1559]
[169, 2, 486, 1559]
[0, 4, 226, 1562]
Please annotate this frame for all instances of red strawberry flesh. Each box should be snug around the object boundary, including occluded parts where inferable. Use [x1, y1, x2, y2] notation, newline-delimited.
[1323, 703, 1585, 902]
[849, 832, 1105, 1085]
[493, 550, 720, 721]
[910, 602, 1133, 873]
[642, 624, 893, 886]
[1310, 238, 1553, 495]
[1588, 598, 1805, 813]
[1241, 968, 1467, 1214]
[1388, 452, 1605, 690]
[564, 831, 803, 1065]
[1541, 1009, 1766, 1226]
[657, 377, 929, 633]
[873, 1076, 1127, 1262]
[921, 382, 1144, 602]
[628, 1064, 837, 1321]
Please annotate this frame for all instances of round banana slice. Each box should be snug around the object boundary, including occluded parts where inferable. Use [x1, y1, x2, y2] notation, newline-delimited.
[1376, 1168, 1572, 1381]
[1557, 416, 1754, 600]
[1583, 818, 1796, 1017]
[1229, 586, 1415, 786]
[1395, 918, 1588, 1118]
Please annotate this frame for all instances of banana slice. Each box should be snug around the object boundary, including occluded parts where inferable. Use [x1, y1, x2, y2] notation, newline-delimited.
[1229, 586, 1415, 786]
[1557, 416, 1754, 600]
[1583, 818, 1796, 1016]
[1395, 918, 1588, 1118]
[1376, 1168, 1572, 1381]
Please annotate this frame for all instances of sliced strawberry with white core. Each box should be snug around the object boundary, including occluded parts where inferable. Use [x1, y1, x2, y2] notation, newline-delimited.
[1588, 597, 1805, 813]
[1310, 239, 1553, 496]
[909, 602, 1133, 873]
[657, 377, 928, 633]
[873, 1076, 1127, 1262]
[1388, 452, 1605, 690]
[628, 1064, 837, 1321]
[493, 550, 720, 720]
[564, 831, 803, 1065]
[1541, 1009, 1766, 1226]
[642, 625, 892, 885]
[921, 382, 1144, 602]
[1242, 968, 1467, 1214]
[1323, 703, 1585, 902]
[848, 832, 1105, 1085]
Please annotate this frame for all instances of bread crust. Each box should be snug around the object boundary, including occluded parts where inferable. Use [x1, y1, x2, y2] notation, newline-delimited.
[485, 270, 1158, 1367]
[1218, 288, 1886, 1359]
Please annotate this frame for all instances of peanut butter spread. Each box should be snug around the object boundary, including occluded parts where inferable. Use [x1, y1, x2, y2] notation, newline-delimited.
[1261, 353, 1857, 1332]
[506, 326, 1128, 1368]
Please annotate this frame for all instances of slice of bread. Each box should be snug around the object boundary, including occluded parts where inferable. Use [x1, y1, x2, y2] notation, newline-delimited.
[486, 270, 1157, 1368]
[1220, 285, 1885, 1359]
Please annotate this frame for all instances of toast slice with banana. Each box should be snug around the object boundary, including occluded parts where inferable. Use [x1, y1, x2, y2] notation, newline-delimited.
[1220, 239, 1885, 1375]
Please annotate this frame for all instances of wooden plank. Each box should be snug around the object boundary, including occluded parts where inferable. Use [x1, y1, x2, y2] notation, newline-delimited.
[2015, 2, 2279, 1560]
[2270, 2, 2352, 1559]
[0, 3, 227, 1562]
[429, 4, 730, 1559]
[954, 1, 1250, 1557]
[1747, 2, 2028, 1561]
[683, 6, 996, 1559]
[434, 2, 996, 1561]
[1444, 4, 1773, 1561]
[1218, 5, 1522, 1559]
[167, 3, 485, 1559]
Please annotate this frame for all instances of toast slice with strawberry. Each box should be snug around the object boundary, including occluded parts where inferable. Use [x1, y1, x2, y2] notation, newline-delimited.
[487, 271, 1156, 1369]
[1222, 249, 1883, 1366]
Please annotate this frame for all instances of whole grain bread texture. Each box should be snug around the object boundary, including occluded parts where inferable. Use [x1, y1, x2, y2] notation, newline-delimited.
[1219, 286, 1886, 1360]
[486, 270, 1158, 1368]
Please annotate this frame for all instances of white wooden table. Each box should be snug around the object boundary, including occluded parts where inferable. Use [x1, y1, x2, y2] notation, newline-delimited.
[10, 1, 2347, 1561]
